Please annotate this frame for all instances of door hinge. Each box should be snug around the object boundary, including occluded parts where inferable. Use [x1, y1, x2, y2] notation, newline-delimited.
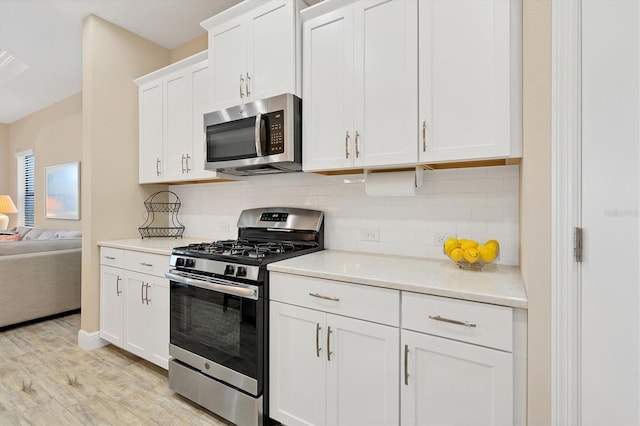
[574, 227, 583, 263]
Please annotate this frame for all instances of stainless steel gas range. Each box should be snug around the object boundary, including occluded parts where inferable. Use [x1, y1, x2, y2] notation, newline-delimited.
[165, 207, 324, 426]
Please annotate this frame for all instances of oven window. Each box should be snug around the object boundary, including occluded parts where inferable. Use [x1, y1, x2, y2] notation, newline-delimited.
[206, 117, 258, 162]
[170, 282, 261, 380]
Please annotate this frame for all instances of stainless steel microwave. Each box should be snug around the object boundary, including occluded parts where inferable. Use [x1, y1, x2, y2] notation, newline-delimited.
[204, 93, 302, 176]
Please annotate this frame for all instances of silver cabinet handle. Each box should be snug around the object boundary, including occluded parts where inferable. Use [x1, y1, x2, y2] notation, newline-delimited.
[181, 154, 186, 174]
[139, 262, 153, 267]
[104, 256, 116, 260]
[240, 74, 245, 98]
[246, 72, 251, 97]
[404, 344, 409, 385]
[186, 154, 191, 173]
[156, 158, 161, 176]
[145, 283, 151, 305]
[327, 326, 332, 361]
[116, 276, 122, 296]
[428, 315, 477, 328]
[140, 282, 145, 304]
[316, 323, 322, 358]
[309, 293, 340, 302]
[345, 131, 350, 159]
[422, 121, 427, 152]
[355, 131, 360, 158]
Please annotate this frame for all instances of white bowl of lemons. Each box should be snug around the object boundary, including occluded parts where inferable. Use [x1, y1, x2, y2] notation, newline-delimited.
[444, 238, 499, 271]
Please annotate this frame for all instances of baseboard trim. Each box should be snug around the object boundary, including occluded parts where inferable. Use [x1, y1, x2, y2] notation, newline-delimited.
[78, 329, 109, 351]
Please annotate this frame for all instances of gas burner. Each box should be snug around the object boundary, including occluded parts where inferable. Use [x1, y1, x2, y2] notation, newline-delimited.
[186, 240, 302, 259]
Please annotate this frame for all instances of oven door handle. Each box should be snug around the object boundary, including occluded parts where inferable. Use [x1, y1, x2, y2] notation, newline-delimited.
[165, 271, 258, 300]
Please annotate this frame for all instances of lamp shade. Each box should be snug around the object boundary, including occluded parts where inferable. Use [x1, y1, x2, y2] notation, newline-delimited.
[0, 195, 18, 214]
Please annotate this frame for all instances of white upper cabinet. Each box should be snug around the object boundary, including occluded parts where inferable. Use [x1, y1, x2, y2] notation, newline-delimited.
[202, 0, 304, 111]
[135, 51, 228, 184]
[418, 0, 521, 163]
[303, 0, 419, 172]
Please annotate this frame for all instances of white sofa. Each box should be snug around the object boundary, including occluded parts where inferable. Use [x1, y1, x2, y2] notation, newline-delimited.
[0, 226, 81, 328]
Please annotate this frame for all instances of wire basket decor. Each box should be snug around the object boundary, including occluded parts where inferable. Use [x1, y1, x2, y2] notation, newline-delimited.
[138, 191, 185, 239]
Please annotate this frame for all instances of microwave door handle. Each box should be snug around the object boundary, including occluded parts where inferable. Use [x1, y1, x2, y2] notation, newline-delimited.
[255, 113, 263, 157]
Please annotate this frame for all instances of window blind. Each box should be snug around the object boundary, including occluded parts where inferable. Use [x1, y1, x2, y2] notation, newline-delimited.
[23, 153, 34, 227]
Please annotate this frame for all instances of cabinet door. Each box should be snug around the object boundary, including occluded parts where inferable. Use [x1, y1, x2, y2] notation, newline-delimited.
[150, 277, 170, 369]
[247, 0, 297, 101]
[302, 6, 355, 172]
[209, 17, 247, 110]
[138, 79, 163, 183]
[123, 271, 153, 360]
[401, 330, 513, 426]
[270, 301, 326, 426]
[326, 314, 399, 426]
[164, 69, 193, 181]
[189, 61, 219, 180]
[100, 265, 124, 346]
[354, 0, 418, 168]
[418, 0, 514, 163]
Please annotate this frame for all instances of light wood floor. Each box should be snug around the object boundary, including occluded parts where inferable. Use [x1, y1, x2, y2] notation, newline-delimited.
[0, 313, 231, 425]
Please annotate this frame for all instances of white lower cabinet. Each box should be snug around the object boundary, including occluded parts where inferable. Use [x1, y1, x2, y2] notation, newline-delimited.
[99, 248, 170, 369]
[269, 273, 400, 426]
[401, 330, 512, 425]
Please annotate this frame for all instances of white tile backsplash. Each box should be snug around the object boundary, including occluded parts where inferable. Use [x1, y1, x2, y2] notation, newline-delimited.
[170, 165, 521, 265]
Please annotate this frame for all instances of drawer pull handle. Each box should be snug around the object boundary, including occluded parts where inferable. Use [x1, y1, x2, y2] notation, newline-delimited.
[428, 315, 477, 328]
[140, 262, 153, 267]
[309, 293, 340, 302]
[104, 256, 116, 260]
[327, 326, 332, 362]
[315, 323, 322, 358]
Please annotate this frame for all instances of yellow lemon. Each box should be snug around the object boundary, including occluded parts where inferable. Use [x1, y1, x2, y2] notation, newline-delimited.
[485, 240, 499, 250]
[444, 237, 460, 255]
[463, 247, 480, 264]
[479, 246, 498, 263]
[449, 247, 464, 262]
[460, 239, 479, 250]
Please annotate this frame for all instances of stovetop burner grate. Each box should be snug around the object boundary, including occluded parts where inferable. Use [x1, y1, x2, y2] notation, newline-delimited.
[185, 239, 307, 259]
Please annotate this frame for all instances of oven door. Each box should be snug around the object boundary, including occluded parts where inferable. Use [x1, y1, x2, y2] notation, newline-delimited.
[166, 271, 263, 396]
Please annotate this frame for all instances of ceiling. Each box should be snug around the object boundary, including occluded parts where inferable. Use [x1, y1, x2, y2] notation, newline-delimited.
[0, 0, 245, 124]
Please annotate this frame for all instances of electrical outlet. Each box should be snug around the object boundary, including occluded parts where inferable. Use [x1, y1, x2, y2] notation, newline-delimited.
[433, 233, 451, 246]
[360, 228, 379, 242]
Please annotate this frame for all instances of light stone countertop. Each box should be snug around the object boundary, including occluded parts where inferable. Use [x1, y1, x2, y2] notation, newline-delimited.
[97, 237, 209, 256]
[268, 250, 528, 309]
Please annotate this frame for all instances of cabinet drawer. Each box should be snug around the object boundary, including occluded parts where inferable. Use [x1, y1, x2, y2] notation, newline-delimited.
[123, 250, 170, 278]
[402, 292, 512, 352]
[100, 247, 123, 267]
[270, 272, 399, 327]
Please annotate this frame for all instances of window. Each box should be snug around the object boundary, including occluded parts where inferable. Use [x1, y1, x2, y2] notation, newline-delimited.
[16, 150, 34, 227]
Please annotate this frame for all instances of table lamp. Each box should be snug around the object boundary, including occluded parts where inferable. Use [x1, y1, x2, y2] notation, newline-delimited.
[0, 195, 18, 231]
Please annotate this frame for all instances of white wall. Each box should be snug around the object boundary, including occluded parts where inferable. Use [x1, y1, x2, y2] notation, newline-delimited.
[171, 165, 520, 265]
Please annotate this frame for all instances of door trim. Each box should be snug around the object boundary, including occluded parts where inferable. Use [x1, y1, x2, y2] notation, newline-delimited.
[551, 1, 582, 424]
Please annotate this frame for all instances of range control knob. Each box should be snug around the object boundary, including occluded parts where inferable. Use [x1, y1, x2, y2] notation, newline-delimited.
[224, 265, 236, 275]
[185, 259, 195, 268]
[236, 266, 247, 277]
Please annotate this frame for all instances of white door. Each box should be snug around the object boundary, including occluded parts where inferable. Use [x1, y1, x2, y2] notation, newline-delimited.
[354, 0, 418, 168]
[248, 0, 296, 101]
[209, 17, 246, 110]
[150, 277, 170, 369]
[99, 266, 124, 346]
[325, 314, 399, 426]
[418, 0, 512, 163]
[302, 5, 355, 172]
[581, 1, 640, 423]
[164, 69, 192, 181]
[401, 330, 512, 426]
[138, 79, 163, 183]
[270, 301, 326, 425]
[123, 272, 153, 360]
[189, 61, 218, 180]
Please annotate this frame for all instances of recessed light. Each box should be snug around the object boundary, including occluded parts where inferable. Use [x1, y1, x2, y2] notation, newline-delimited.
[0, 49, 29, 87]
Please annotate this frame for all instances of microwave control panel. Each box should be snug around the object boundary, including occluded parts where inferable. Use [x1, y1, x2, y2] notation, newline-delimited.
[266, 110, 285, 154]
